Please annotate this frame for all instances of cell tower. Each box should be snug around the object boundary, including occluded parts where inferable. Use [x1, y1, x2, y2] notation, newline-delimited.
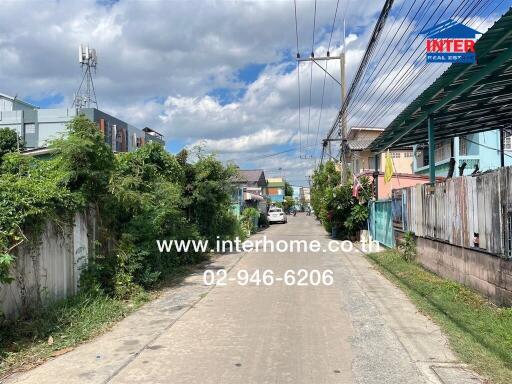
[72, 44, 98, 109]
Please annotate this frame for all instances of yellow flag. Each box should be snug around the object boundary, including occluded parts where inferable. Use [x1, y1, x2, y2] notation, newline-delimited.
[384, 150, 393, 183]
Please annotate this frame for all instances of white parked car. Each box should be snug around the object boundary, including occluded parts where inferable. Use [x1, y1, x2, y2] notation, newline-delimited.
[268, 207, 287, 224]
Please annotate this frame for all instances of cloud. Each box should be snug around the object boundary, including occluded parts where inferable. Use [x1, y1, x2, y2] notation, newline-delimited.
[194, 128, 292, 154]
[1, 0, 507, 186]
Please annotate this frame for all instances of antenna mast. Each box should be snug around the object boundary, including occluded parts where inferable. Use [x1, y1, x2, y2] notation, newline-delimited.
[73, 44, 98, 109]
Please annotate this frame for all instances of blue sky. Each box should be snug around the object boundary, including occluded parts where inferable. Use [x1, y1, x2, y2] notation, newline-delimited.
[1, 0, 510, 185]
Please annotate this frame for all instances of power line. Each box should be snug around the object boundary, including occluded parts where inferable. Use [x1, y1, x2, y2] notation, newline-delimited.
[360, 0, 495, 128]
[348, 0, 453, 126]
[350, 0, 469, 125]
[305, 0, 318, 157]
[461, 135, 512, 159]
[314, 0, 341, 161]
[350, 0, 474, 128]
[293, 0, 302, 158]
[325, 0, 396, 141]
[359, 0, 489, 127]
[349, 0, 423, 110]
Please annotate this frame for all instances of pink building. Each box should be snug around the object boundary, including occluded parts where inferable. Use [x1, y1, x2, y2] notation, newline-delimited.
[358, 171, 440, 200]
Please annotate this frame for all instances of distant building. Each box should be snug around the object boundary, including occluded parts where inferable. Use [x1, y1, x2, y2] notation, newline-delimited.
[266, 177, 285, 203]
[142, 127, 165, 146]
[0, 92, 164, 152]
[347, 127, 413, 175]
[299, 187, 310, 205]
[231, 169, 268, 214]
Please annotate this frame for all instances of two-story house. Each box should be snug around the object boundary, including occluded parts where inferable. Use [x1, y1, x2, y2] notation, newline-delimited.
[413, 131, 511, 177]
[231, 169, 268, 215]
[347, 127, 414, 175]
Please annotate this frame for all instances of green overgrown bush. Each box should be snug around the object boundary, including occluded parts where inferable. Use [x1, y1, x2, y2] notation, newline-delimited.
[398, 231, 416, 262]
[0, 115, 241, 301]
[310, 160, 372, 239]
[241, 207, 260, 235]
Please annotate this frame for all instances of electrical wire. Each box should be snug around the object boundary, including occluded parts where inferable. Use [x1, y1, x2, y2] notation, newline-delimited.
[358, 0, 492, 128]
[349, 0, 424, 108]
[314, 0, 341, 163]
[305, 0, 318, 157]
[349, 0, 469, 124]
[293, 0, 302, 158]
[324, 0, 397, 141]
[350, 0, 477, 128]
[348, 0, 456, 126]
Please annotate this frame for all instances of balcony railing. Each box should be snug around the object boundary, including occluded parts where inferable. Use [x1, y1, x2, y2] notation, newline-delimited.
[414, 155, 480, 175]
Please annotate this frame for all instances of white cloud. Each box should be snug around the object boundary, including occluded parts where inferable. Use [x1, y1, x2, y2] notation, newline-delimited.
[0, 0, 506, 186]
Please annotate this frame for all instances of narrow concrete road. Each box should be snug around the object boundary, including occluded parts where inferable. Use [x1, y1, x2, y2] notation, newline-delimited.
[6, 215, 482, 384]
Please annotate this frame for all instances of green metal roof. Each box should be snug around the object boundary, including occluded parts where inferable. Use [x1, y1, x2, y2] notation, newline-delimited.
[369, 9, 512, 152]
[267, 181, 285, 187]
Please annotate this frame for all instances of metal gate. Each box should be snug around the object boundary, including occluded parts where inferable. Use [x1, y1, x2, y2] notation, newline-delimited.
[369, 200, 395, 248]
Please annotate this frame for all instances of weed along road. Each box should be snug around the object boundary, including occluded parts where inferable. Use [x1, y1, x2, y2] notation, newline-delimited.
[6, 215, 481, 384]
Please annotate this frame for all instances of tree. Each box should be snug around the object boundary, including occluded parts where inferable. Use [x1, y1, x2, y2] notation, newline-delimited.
[50, 115, 115, 202]
[0, 127, 23, 160]
[283, 196, 295, 213]
[284, 181, 293, 197]
[311, 161, 374, 238]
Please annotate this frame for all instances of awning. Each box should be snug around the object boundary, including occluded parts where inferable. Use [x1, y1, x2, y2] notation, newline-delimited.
[243, 192, 264, 202]
[369, 9, 512, 152]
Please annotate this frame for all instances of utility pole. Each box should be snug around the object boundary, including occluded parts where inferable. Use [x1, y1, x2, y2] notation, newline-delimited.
[339, 20, 348, 184]
[297, 20, 348, 185]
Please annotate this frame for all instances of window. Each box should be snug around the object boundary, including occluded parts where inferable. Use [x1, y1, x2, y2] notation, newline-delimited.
[24, 123, 35, 134]
[422, 148, 429, 166]
[353, 159, 360, 174]
[403, 152, 414, 157]
[504, 130, 512, 151]
[368, 156, 375, 169]
[460, 136, 468, 155]
[391, 152, 401, 158]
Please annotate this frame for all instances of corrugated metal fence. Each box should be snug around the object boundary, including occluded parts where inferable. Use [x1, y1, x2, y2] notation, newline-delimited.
[392, 166, 512, 258]
[0, 211, 95, 319]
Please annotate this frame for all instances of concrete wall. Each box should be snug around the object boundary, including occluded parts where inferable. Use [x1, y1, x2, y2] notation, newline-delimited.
[0, 211, 95, 319]
[415, 237, 512, 306]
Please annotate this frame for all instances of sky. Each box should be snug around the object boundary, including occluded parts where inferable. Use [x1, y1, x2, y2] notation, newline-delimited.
[0, 0, 510, 187]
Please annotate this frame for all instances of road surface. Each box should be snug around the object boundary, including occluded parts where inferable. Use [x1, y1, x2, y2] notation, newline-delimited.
[6, 215, 482, 384]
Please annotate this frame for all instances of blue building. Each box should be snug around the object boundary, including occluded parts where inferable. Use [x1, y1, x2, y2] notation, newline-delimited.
[0, 92, 164, 152]
[413, 130, 511, 177]
[267, 177, 285, 203]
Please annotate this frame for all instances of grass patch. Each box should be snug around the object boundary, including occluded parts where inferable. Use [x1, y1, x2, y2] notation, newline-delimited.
[0, 256, 209, 379]
[0, 290, 148, 379]
[365, 250, 512, 384]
